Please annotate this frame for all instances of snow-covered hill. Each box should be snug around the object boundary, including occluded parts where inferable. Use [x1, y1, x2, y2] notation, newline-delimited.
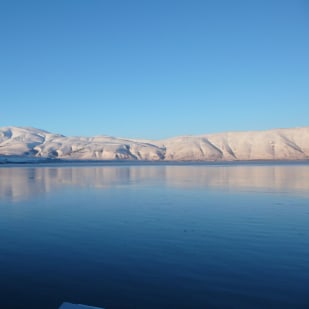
[0, 126, 309, 162]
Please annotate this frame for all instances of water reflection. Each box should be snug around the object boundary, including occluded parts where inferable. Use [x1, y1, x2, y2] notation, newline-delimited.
[1, 164, 309, 201]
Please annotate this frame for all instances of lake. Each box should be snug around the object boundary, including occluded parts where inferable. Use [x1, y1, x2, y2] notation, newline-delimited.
[0, 162, 309, 309]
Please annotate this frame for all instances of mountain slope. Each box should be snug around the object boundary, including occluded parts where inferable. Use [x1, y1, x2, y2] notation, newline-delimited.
[1, 126, 309, 161]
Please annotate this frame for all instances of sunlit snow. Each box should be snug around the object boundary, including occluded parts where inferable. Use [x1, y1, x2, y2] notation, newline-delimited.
[0, 126, 308, 161]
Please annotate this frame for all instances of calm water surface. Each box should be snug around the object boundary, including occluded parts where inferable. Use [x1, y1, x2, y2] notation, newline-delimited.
[0, 163, 309, 309]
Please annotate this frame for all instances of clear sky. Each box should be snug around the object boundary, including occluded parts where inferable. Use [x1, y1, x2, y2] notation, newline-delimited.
[0, 0, 308, 139]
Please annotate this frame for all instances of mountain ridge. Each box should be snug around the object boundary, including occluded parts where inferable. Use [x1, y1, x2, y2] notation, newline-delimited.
[1, 126, 309, 162]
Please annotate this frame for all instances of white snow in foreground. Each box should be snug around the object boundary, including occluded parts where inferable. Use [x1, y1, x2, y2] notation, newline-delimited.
[0, 126, 309, 161]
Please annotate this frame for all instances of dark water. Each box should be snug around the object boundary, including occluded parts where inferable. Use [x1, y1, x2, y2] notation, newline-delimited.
[0, 163, 309, 309]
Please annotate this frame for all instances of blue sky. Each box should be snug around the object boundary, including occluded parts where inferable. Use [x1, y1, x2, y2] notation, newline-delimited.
[0, 0, 308, 139]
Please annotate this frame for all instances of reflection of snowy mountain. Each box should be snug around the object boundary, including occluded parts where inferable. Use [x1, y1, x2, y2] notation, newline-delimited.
[1, 165, 309, 202]
[1, 126, 309, 161]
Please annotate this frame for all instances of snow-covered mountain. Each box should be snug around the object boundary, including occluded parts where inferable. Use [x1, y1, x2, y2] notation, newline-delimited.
[0, 126, 309, 162]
